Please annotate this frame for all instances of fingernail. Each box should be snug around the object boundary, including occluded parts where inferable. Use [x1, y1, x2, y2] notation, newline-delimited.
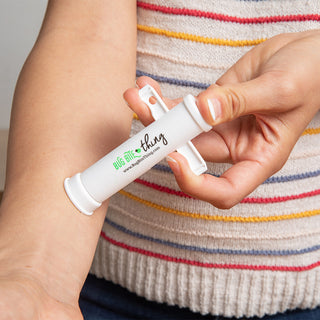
[207, 98, 222, 122]
[166, 155, 177, 164]
[135, 80, 140, 88]
[166, 156, 180, 174]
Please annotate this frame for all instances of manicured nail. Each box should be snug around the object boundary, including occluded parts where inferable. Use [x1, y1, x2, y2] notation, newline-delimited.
[166, 155, 177, 164]
[207, 98, 222, 122]
[166, 156, 180, 174]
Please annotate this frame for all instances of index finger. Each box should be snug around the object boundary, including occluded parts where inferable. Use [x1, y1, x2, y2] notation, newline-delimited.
[123, 76, 182, 126]
[167, 152, 270, 209]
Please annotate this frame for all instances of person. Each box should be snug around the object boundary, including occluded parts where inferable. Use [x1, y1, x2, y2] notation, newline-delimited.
[0, 1, 319, 319]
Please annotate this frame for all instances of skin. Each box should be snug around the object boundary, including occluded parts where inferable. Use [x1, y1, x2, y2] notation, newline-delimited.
[124, 29, 320, 209]
[0, 3, 319, 318]
[0, 1, 136, 319]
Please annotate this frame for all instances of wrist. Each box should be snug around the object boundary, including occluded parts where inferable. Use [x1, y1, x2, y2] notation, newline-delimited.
[0, 186, 108, 305]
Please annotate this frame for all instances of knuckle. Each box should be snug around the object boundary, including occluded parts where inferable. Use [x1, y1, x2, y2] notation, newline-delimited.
[198, 84, 247, 122]
[278, 78, 296, 98]
[272, 74, 299, 107]
[224, 87, 247, 120]
[213, 197, 237, 210]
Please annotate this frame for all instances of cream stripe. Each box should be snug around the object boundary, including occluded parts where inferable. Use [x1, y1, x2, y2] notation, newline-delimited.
[138, 10, 320, 41]
[102, 222, 320, 267]
[107, 204, 320, 252]
[138, 33, 251, 71]
[143, 0, 320, 17]
[137, 48, 229, 70]
[108, 201, 320, 240]
[109, 194, 320, 242]
[289, 134, 320, 160]
[124, 178, 320, 218]
[137, 54, 225, 86]
[138, 167, 320, 201]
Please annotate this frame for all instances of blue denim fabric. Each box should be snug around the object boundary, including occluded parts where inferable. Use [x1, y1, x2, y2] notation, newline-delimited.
[79, 274, 320, 320]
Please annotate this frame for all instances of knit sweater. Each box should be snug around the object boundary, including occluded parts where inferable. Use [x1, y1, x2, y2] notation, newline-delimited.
[91, 0, 320, 318]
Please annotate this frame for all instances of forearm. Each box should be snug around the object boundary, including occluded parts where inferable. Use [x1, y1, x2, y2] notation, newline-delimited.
[0, 0, 136, 305]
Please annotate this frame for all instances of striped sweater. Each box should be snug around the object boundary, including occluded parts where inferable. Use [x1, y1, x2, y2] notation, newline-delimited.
[91, 0, 320, 317]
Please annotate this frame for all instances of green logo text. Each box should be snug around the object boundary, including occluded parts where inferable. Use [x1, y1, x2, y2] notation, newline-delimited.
[113, 149, 141, 170]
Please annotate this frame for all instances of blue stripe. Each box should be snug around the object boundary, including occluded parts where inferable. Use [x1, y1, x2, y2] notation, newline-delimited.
[105, 217, 320, 256]
[136, 70, 209, 90]
[153, 164, 320, 184]
[264, 170, 320, 183]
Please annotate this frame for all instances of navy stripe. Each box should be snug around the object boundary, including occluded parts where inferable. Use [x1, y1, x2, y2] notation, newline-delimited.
[105, 218, 320, 256]
[153, 164, 320, 184]
[264, 170, 320, 183]
[136, 70, 209, 90]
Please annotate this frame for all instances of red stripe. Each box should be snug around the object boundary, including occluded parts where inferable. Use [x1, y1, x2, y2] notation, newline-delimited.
[242, 189, 320, 203]
[137, 1, 320, 24]
[135, 178, 192, 199]
[134, 178, 320, 204]
[101, 231, 320, 272]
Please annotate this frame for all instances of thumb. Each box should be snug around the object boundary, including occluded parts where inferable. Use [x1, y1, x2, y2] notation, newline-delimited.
[196, 74, 290, 125]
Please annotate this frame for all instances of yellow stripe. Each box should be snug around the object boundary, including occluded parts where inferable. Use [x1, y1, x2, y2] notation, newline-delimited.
[119, 190, 320, 223]
[137, 24, 266, 47]
[302, 127, 320, 136]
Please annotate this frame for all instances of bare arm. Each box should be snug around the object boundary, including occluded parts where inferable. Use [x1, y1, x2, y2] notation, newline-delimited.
[0, 0, 136, 316]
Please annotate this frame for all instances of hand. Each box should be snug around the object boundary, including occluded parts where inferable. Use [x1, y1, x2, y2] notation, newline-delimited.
[124, 30, 320, 209]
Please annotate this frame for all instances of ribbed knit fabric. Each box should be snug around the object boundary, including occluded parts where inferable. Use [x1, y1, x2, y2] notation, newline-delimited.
[91, 1, 320, 318]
